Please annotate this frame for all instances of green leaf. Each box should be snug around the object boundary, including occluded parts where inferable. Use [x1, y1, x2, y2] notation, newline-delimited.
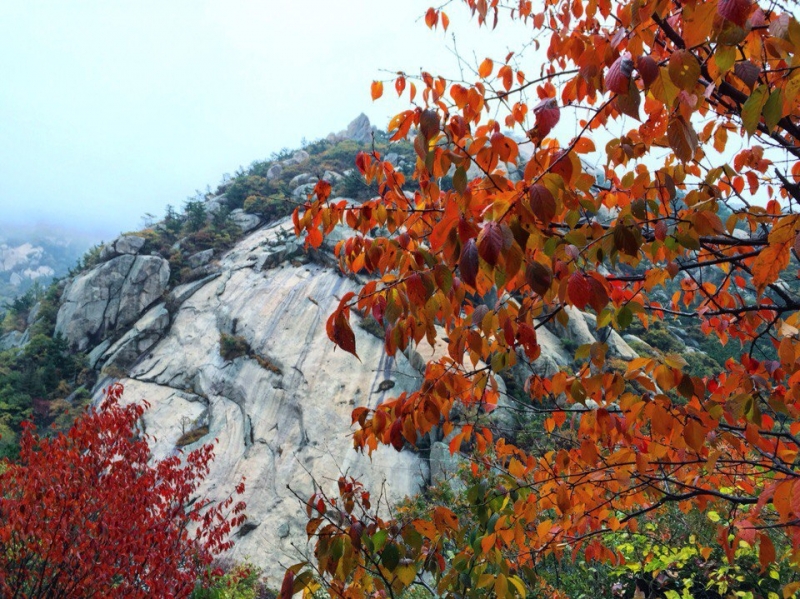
[453, 166, 467, 194]
[714, 45, 736, 73]
[381, 543, 400, 571]
[763, 89, 784, 133]
[617, 305, 633, 329]
[741, 85, 768, 136]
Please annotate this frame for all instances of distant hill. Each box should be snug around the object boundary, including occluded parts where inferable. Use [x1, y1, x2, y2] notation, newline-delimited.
[0, 224, 102, 308]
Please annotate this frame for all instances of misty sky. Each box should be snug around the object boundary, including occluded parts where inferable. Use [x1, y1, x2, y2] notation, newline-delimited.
[0, 1, 533, 240]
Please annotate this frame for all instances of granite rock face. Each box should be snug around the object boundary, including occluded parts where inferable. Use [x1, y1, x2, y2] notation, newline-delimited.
[55, 254, 170, 351]
[89, 220, 429, 579]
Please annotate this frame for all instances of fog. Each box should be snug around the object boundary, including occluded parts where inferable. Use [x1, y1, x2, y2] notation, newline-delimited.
[0, 1, 533, 242]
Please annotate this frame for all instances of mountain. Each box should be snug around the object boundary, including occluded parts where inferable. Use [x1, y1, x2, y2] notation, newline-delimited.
[0, 223, 102, 308]
[0, 116, 724, 582]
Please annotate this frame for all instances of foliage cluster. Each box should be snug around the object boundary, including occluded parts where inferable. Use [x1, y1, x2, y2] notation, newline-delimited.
[288, 0, 800, 598]
[0, 383, 246, 598]
[0, 283, 90, 459]
[193, 561, 275, 599]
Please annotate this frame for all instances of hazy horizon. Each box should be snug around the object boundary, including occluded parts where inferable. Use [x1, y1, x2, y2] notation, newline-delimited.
[0, 1, 533, 243]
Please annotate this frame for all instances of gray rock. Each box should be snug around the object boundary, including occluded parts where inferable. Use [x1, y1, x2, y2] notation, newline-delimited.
[55, 255, 170, 351]
[0, 330, 26, 351]
[104, 216, 428, 579]
[581, 312, 638, 360]
[188, 249, 215, 270]
[26, 302, 41, 327]
[430, 441, 466, 491]
[87, 339, 113, 369]
[292, 183, 316, 198]
[266, 164, 283, 180]
[168, 274, 221, 308]
[280, 150, 310, 167]
[344, 113, 374, 143]
[289, 173, 313, 187]
[385, 152, 399, 164]
[100, 235, 146, 261]
[115, 235, 146, 255]
[102, 304, 170, 370]
[205, 194, 227, 215]
[322, 170, 342, 183]
[229, 210, 261, 233]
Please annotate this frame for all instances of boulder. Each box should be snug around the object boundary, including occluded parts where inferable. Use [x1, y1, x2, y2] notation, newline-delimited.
[281, 150, 310, 167]
[344, 113, 374, 143]
[99, 235, 146, 261]
[292, 183, 316, 198]
[229, 209, 261, 233]
[187, 249, 215, 270]
[289, 173, 313, 187]
[55, 255, 170, 351]
[266, 164, 283, 180]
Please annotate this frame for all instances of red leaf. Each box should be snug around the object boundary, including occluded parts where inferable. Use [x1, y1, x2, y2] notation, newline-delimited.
[390, 418, 404, 451]
[718, 0, 751, 27]
[527, 184, 556, 224]
[419, 109, 441, 141]
[477, 222, 503, 266]
[525, 261, 552, 296]
[517, 323, 540, 360]
[568, 272, 592, 309]
[586, 276, 609, 313]
[637, 55, 658, 87]
[395, 75, 406, 97]
[606, 54, 634, 94]
[331, 311, 359, 359]
[280, 570, 295, 599]
[533, 98, 560, 136]
[667, 116, 698, 162]
[459, 239, 480, 288]
[425, 7, 438, 28]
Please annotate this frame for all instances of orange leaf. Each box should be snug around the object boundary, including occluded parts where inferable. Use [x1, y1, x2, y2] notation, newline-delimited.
[425, 7, 438, 29]
[371, 80, 384, 101]
[478, 58, 494, 79]
[752, 241, 790, 292]
[573, 137, 595, 153]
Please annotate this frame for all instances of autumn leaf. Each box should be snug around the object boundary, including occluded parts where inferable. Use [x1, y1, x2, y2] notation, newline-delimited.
[525, 261, 552, 296]
[371, 80, 384, 100]
[637, 55, 658, 87]
[527, 184, 556, 224]
[751, 241, 790, 292]
[478, 57, 494, 78]
[718, 0, 752, 27]
[459, 239, 480, 288]
[330, 311, 359, 359]
[533, 98, 560, 136]
[478, 221, 504, 266]
[567, 272, 592, 309]
[667, 116, 698, 162]
[668, 50, 701, 90]
[606, 54, 634, 94]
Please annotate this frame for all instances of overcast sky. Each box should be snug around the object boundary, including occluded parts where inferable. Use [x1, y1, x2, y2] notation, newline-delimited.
[0, 1, 534, 240]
